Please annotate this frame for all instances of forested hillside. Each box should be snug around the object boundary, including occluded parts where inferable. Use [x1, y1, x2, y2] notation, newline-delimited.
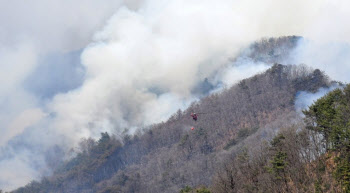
[1, 0, 349, 188]
[211, 84, 350, 193]
[12, 36, 350, 193]
[13, 62, 333, 193]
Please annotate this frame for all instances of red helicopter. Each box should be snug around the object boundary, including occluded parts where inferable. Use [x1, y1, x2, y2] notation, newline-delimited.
[190, 112, 207, 121]
[190, 112, 207, 130]
[190, 112, 198, 121]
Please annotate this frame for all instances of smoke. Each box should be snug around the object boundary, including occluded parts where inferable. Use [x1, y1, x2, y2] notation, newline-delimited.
[290, 0, 350, 111]
[49, 0, 320, 141]
[0, 0, 126, 190]
[295, 85, 341, 115]
[0, 0, 350, 191]
[0, 0, 128, 51]
[291, 0, 350, 83]
[23, 50, 85, 99]
[292, 40, 350, 83]
[214, 58, 270, 87]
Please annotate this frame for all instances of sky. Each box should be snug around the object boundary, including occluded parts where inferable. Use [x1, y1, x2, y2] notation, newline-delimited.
[0, 0, 350, 190]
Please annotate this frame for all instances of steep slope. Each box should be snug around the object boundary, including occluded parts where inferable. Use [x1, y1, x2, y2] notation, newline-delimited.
[211, 84, 350, 193]
[13, 63, 331, 193]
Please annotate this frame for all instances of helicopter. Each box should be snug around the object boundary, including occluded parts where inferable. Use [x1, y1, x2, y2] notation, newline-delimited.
[190, 112, 207, 130]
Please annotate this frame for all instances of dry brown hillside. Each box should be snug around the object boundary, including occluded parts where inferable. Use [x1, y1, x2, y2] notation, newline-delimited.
[13, 63, 332, 193]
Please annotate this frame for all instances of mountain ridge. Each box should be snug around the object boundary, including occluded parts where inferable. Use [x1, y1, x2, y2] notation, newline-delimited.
[13, 62, 332, 193]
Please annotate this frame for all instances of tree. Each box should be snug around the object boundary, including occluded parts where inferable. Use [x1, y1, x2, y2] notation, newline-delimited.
[195, 187, 211, 193]
[304, 85, 350, 191]
[179, 186, 192, 193]
[303, 89, 344, 150]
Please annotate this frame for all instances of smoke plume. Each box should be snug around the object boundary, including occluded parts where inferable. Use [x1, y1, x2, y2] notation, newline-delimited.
[0, 0, 350, 190]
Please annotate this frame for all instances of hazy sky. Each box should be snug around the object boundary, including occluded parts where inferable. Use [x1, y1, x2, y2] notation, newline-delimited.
[0, 0, 349, 190]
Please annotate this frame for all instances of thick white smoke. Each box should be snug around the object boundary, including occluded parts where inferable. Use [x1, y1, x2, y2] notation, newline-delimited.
[292, 40, 350, 83]
[0, 0, 125, 190]
[291, 0, 350, 83]
[1, 0, 350, 191]
[48, 0, 321, 141]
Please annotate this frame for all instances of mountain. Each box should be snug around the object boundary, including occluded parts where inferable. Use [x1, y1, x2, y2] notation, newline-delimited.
[13, 61, 332, 193]
[14, 36, 349, 193]
[211, 83, 350, 193]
